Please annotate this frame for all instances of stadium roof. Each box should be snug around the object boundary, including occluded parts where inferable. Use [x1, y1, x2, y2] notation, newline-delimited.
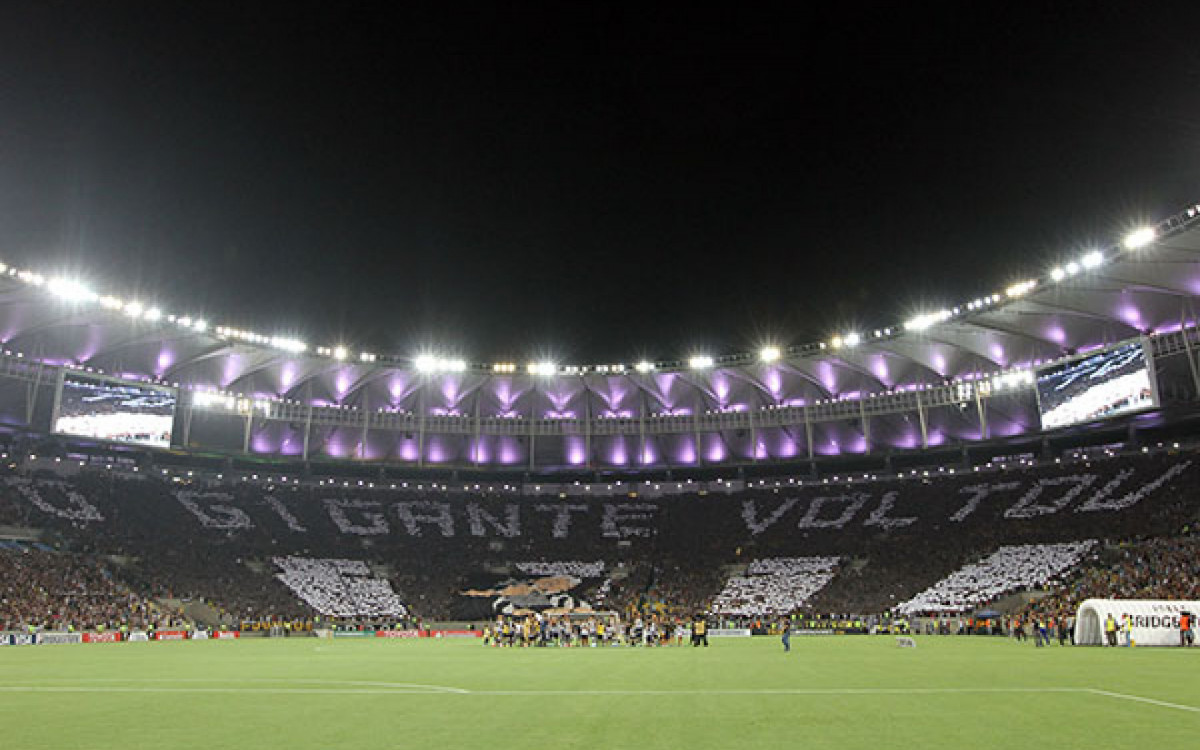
[0, 203, 1198, 424]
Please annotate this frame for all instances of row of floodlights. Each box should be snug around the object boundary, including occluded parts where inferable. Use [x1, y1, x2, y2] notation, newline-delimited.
[0, 224, 1160, 372]
[829, 226, 1156, 345]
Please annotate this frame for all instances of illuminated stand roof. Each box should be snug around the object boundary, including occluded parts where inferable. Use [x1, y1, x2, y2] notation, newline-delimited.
[0, 204, 1198, 471]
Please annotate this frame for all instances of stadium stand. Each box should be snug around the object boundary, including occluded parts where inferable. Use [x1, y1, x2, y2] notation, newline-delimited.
[272, 556, 407, 618]
[894, 541, 1098, 615]
[711, 557, 841, 616]
[0, 447, 1195, 628]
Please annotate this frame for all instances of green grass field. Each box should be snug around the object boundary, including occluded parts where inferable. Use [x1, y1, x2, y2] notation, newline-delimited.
[1, 636, 1197, 749]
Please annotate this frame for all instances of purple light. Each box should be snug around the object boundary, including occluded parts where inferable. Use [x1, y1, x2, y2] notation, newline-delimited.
[676, 440, 697, 464]
[566, 436, 587, 466]
[816, 361, 837, 391]
[640, 442, 657, 465]
[335, 371, 352, 396]
[498, 438, 521, 465]
[712, 374, 730, 403]
[1045, 326, 1067, 345]
[326, 434, 348, 458]
[156, 350, 174, 374]
[280, 362, 298, 391]
[1119, 305, 1141, 327]
[608, 439, 628, 466]
[221, 355, 243, 388]
[399, 441, 419, 462]
[931, 353, 947, 375]
[990, 343, 1006, 363]
[871, 356, 889, 382]
[764, 368, 783, 397]
[707, 442, 726, 462]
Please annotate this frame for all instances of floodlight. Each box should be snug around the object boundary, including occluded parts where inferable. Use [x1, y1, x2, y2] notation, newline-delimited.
[635, 361, 655, 373]
[1081, 250, 1103, 269]
[47, 278, 98, 304]
[527, 361, 556, 376]
[1065, 261, 1080, 276]
[759, 346, 781, 363]
[333, 346, 348, 361]
[415, 354, 438, 372]
[1050, 267, 1066, 282]
[844, 332, 861, 347]
[144, 307, 162, 321]
[689, 355, 714, 369]
[193, 319, 208, 332]
[1123, 226, 1156, 249]
[124, 301, 144, 318]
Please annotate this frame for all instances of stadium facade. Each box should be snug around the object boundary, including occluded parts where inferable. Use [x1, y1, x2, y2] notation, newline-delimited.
[1, 204, 1200, 476]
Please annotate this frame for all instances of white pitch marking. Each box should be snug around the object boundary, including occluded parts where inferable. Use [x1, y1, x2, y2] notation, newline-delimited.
[1086, 689, 1200, 714]
[0, 685, 1080, 697]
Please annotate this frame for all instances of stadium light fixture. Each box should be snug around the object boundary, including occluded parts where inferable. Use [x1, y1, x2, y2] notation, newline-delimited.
[123, 301, 144, 318]
[47, 278, 99, 304]
[414, 354, 437, 372]
[689, 355, 714, 370]
[1006, 279, 1036, 298]
[193, 319, 208, 332]
[492, 362, 516, 373]
[333, 346, 348, 361]
[1050, 267, 1066, 282]
[759, 346, 781, 363]
[635, 360, 655, 373]
[527, 361, 556, 376]
[1065, 261, 1081, 276]
[144, 307, 163, 321]
[843, 332, 861, 347]
[1123, 226, 1156, 249]
[1081, 250, 1104, 269]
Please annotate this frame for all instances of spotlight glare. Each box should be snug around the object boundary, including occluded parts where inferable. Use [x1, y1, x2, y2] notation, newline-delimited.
[688, 355, 714, 370]
[759, 346, 781, 363]
[1123, 226, 1156, 249]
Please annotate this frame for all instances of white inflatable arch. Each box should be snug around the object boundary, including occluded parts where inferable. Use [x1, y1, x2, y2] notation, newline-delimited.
[1073, 599, 1198, 646]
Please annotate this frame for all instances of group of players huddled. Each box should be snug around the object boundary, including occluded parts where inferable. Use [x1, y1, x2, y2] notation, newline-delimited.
[482, 613, 710, 647]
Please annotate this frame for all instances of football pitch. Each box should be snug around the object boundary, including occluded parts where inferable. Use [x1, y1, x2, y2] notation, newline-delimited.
[1, 636, 1196, 749]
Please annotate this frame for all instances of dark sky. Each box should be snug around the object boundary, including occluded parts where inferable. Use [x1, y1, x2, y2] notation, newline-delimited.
[3, 3, 1200, 363]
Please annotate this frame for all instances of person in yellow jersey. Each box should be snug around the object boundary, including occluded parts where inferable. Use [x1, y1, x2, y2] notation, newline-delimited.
[691, 613, 708, 647]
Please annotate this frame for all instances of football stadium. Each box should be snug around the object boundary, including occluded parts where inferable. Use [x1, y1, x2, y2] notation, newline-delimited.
[3, 7, 1200, 750]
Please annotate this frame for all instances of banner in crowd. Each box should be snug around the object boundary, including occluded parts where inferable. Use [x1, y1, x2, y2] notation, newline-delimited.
[425, 629, 481, 638]
[127, 631, 150, 642]
[708, 628, 752, 637]
[211, 631, 240, 640]
[7, 458, 1193, 546]
[5, 633, 36, 646]
[153, 630, 189, 641]
[191, 630, 209, 640]
[332, 630, 374, 638]
[375, 629, 421, 638]
[82, 632, 122, 643]
[1074, 599, 1200, 647]
[35, 632, 83, 645]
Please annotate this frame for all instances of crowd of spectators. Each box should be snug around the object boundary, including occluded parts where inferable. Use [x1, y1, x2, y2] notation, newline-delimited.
[0, 544, 187, 632]
[0, 447, 1195, 629]
[894, 541, 1097, 615]
[711, 557, 841, 616]
[273, 556, 407, 618]
[1021, 534, 1200, 627]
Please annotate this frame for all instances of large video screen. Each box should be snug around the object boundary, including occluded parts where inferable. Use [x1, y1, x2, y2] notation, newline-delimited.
[1036, 342, 1156, 430]
[54, 373, 177, 448]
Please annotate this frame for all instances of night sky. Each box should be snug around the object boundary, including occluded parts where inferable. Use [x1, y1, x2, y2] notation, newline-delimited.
[2, 4, 1200, 364]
